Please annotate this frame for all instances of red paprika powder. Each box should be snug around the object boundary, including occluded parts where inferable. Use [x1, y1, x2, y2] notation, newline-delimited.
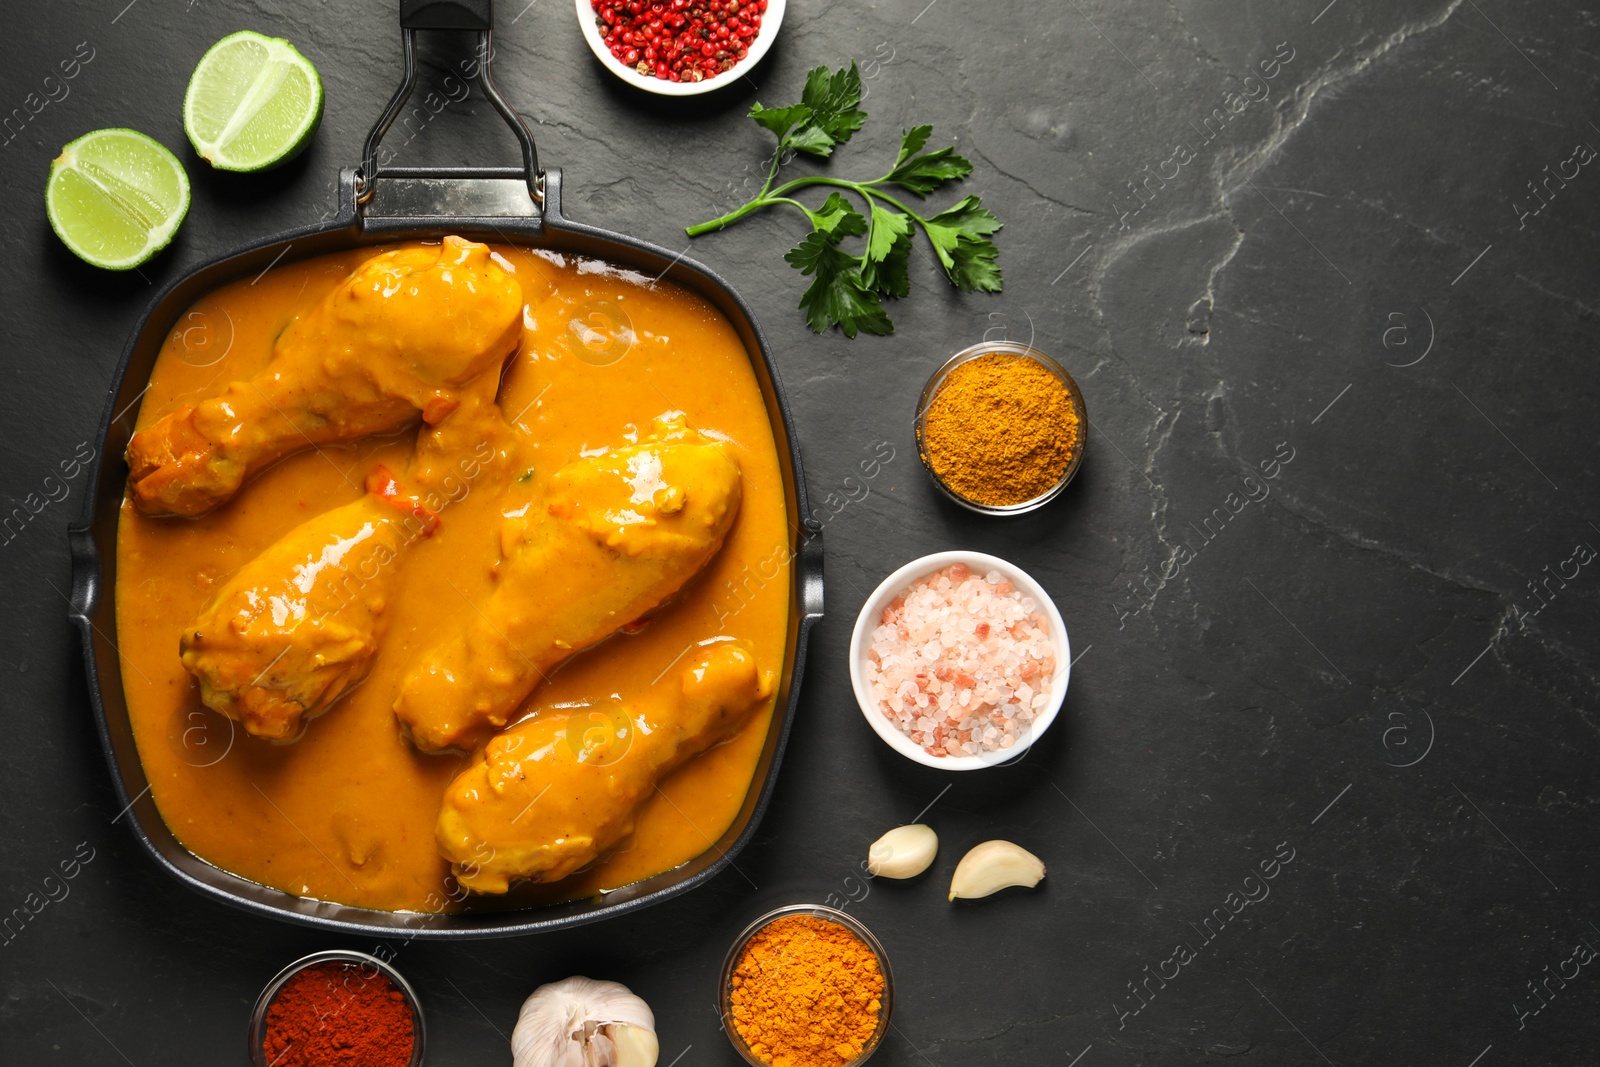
[261, 960, 416, 1067]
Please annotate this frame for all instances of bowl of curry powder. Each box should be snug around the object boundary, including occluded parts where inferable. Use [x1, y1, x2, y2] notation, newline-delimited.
[915, 342, 1086, 515]
[720, 904, 893, 1067]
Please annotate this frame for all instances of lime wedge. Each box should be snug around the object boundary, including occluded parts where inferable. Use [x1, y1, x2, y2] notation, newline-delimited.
[183, 30, 323, 172]
[46, 128, 191, 270]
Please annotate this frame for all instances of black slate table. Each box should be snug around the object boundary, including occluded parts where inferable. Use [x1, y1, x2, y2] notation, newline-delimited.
[3, 1, 1596, 1064]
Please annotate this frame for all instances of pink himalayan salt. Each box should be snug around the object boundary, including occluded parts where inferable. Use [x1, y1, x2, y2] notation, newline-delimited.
[865, 562, 1055, 758]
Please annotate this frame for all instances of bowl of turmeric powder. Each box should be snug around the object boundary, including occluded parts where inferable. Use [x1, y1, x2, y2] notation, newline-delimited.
[720, 904, 893, 1067]
[914, 341, 1086, 515]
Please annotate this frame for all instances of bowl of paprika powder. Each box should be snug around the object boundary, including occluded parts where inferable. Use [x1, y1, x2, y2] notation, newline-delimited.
[249, 949, 424, 1067]
[914, 341, 1087, 515]
[720, 903, 893, 1067]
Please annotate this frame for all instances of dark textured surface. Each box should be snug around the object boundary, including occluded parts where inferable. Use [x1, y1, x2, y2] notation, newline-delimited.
[2, 1, 1596, 1063]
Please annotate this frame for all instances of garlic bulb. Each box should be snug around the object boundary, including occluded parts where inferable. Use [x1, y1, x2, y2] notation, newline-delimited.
[949, 840, 1046, 900]
[866, 823, 939, 878]
[511, 976, 659, 1067]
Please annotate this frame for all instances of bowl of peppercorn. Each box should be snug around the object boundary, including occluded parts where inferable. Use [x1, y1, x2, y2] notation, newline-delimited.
[914, 341, 1087, 516]
[577, 0, 785, 95]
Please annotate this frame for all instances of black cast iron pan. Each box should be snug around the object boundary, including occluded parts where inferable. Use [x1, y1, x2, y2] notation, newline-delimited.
[66, 0, 823, 939]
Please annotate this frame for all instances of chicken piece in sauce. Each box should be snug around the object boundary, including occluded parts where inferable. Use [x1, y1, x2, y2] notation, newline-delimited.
[394, 416, 743, 754]
[180, 468, 437, 741]
[127, 236, 522, 517]
[437, 640, 772, 891]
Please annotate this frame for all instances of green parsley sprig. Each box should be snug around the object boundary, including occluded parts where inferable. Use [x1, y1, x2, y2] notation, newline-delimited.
[685, 63, 1003, 338]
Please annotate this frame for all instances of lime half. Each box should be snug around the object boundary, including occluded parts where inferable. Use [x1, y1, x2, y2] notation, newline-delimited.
[46, 129, 191, 270]
[183, 30, 323, 172]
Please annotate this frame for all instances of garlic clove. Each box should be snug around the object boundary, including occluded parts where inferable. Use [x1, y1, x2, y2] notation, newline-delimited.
[948, 840, 1046, 901]
[867, 823, 939, 879]
[606, 1022, 659, 1067]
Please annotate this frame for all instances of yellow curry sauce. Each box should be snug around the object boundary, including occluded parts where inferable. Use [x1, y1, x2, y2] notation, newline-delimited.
[114, 244, 791, 912]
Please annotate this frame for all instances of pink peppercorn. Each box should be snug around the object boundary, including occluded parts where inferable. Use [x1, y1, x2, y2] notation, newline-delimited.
[592, 0, 766, 82]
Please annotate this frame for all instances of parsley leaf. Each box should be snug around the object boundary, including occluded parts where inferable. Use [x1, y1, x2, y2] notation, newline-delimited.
[923, 196, 1004, 291]
[944, 235, 1003, 292]
[798, 63, 867, 148]
[784, 232, 893, 338]
[894, 124, 933, 167]
[787, 125, 839, 157]
[809, 192, 869, 239]
[924, 195, 1003, 243]
[749, 103, 813, 141]
[885, 144, 975, 197]
[861, 226, 912, 298]
[865, 202, 911, 265]
[860, 202, 913, 298]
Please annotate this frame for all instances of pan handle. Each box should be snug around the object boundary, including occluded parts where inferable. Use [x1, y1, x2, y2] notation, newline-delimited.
[798, 521, 824, 621]
[357, 0, 541, 205]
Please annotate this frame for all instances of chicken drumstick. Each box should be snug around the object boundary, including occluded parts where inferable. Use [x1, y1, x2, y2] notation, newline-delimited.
[127, 236, 523, 517]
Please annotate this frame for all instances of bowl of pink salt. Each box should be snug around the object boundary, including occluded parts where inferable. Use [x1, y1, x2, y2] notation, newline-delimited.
[849, 551, 1071, 769]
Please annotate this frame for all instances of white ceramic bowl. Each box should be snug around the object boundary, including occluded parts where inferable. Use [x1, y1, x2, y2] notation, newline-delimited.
[574, 0, 787, 97]
[849, 551, 1071, 770]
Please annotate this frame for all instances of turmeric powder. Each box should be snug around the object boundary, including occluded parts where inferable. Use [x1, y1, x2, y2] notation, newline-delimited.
[729, 915, 886, 1067]
[919, 351, 1081, 508]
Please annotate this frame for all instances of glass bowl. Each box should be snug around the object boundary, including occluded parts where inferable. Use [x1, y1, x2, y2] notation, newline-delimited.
[914, 341, 1088, 516]
[248, 949, 426, 1067]
[719, 904, 894, 1067]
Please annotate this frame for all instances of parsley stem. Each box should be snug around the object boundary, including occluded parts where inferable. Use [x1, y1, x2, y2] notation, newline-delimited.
[768, 175, 876, 207]
[857, 187, 925, 222]
[685, 179, 926, 240]
[685, 197, 769, 236]
[764, 179, 941, 255]
[689, 132, 950, 232]
[772, 176, 930, 225]
[756, 139, 786, 200]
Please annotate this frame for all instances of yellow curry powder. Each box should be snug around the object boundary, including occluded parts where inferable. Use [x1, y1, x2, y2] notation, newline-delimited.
[920, 352, 1081, 507]
[729, 915, 885, 1067]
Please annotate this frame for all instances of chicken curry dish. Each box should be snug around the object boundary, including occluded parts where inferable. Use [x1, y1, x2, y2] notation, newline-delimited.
[114, 238, 792, 913]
